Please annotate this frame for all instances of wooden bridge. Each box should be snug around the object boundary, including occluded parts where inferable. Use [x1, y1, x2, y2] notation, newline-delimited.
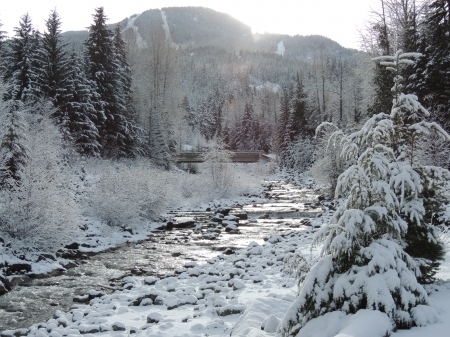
[176, 151, 274, 163]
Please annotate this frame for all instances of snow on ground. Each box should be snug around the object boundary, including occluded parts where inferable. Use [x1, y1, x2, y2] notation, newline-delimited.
[124, 15, 147, 49]
[276, 41, 285, 56]
[161, 10, 179, 49]
[6, 215, 450, 337]
[3, 228, 317, 337]
[3, 178, 450, 336]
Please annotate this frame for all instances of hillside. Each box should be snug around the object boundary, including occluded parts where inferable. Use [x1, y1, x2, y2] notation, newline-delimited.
[62, 6, 352, 60]
[58, 5, 371, 166]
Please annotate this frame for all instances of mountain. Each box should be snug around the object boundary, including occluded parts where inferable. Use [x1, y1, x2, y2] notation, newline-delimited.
[62, 6, 352, 60]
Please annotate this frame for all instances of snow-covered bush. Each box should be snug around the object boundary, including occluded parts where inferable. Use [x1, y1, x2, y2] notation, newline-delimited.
[0, 111, 81, 253]
[88, 159, 171, 228]
[284, 135, 316, 174]
[278, 51, 449, 336]
[310, 126, 351, 196]
[200, 139, 234, 198]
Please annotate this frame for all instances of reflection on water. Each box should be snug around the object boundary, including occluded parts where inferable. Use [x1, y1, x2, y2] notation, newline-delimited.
[0, 180, 320, 331]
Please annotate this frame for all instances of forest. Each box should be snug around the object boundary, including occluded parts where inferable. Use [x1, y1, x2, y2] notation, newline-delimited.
[1, 0, 450, 336]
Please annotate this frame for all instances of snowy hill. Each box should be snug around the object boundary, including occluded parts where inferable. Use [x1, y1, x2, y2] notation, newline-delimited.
[61, 6, 352, 60]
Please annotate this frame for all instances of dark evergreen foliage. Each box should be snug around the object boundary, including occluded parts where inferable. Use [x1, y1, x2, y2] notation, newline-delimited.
[65, 52, 101, 157]
[4, 14, 40, 102]
[0, 98, 28, 189]
[84, 7, 132, 158]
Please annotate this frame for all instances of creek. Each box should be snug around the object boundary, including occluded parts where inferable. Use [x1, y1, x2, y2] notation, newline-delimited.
[0, 180, 321, 332]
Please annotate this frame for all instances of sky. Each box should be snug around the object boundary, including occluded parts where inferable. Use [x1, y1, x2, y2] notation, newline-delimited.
[1, 0, 382, 50]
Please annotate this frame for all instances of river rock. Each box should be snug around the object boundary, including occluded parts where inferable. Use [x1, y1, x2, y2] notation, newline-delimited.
[130, 289, 162, 306]
[5, 262, 32, 275]
[258, 213, 271, 219]
[223, 215, 240, 223]
[202, 232, 219, 240]
[78, 324, 100, 334]
[215, 207, 232, 216]
[0, 328, 29, 337]
[143, 276, 158, 285]
[230, 212, 248, 220]
[36, 253, 57, 262]
[216, 304, 246, 316]
[112, 322, 126, 331]
[147, 312, 163, 323]
[0, 281, 8, 295]
[60, 260, 78, 269]
[211, 213, 224, 222]
[29, 267, 65, 279]
[222, 248, 234, 255]
[224, 224, 238, 232]
[174, 219, 196, 228]
[64, 242, 79, 250]
[167, 298, 186, 310]
[262, 314, 280, 333]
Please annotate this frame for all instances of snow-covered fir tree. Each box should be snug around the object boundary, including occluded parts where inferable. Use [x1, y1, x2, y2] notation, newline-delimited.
[0, 79, 28, 189]
[34, 10, 71, 129]
[84, 7, 133, 158]
[3, 13, 41, 102]
[65, 51, 101, 157]
[0, 17, 6, 72]
[279, 50, 449, 336]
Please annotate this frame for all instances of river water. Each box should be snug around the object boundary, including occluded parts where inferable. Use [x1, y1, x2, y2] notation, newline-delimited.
[0, 180, 320, 332]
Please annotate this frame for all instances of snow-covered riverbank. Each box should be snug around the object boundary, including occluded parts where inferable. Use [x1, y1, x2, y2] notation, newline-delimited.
[3, 176, 450, 337]
[3, 220, 450, 337]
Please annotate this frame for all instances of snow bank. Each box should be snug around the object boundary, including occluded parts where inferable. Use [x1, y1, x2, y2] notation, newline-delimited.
[231, 297, 291, 336]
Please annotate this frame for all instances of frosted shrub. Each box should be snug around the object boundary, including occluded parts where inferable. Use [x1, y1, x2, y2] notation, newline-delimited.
[89, 160, 171, 228]
[285, 135, 316, 173]
[200, 139, 234, 198]
[0, 113, 81, 253]
[311, 128, 350, 196]
[279, 51, 448, 336]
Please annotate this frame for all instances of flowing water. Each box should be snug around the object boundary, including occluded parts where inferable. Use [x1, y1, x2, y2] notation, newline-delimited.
[0, 180, 321, 332]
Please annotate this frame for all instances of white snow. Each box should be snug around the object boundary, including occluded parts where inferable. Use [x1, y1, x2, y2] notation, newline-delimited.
[124, 15, 147, 49]
[4, 177, 450, 337]
[276, 40, 285, 56]
[161, 10, 179, 49]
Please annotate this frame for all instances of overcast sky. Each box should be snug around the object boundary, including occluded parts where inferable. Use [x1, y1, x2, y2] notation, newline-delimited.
[1, 0, 382, 50]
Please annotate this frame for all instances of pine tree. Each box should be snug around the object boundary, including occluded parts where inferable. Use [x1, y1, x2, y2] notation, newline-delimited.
[275, 90, 291, 166]
[4, 14, 40, 102]
[279, 51, 448, 336]
[291, 72, 309, 136]
[65, 51, 101, 157]
[84, 7, 130, 158]
[0, 80, 28, 189]
[181, 95, 196, 131]
[34, 10, 71, 125]
[0, 17, 6, 73]
[414, 0, 450, 123]
[112, 23, 141, 157]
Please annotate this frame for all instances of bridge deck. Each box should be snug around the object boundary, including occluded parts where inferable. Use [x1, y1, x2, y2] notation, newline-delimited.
[176, 151, 263, 163]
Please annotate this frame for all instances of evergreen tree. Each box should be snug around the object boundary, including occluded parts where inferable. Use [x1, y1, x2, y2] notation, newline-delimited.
[415, 0, 450, 123]
[84, 7, 130, 158]
[368, 19, 394, 115]
[0, 17, 6, 73]
[4, 14, 40, 102]
[0, 80, 28, 189]
[34, 10, 71, 124]
[65, 51, 101, 157]
[112, 23, 141, 157]
[291, 72, 309, 136]
[279, 51, 448, 336]
[275, 90, 291, 166]
[181, 94, 196, 131]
